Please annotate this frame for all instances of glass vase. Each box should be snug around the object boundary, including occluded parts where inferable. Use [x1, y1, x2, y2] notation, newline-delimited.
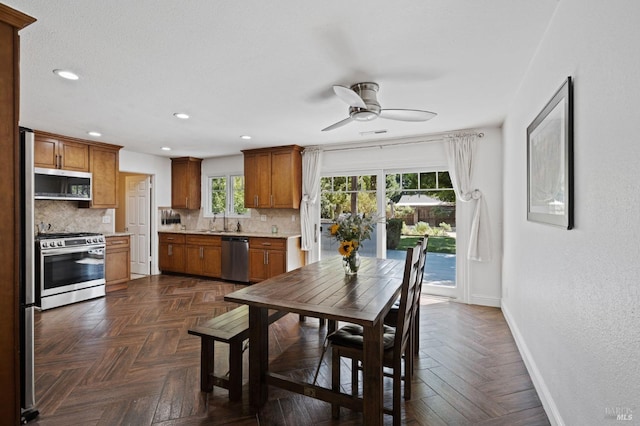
[342, 251, 361, 276]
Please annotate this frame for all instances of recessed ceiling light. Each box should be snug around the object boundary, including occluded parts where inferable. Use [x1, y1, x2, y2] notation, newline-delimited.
[161, 147, 172, 151]
[173, 113, 189, 120]
[53, 69, 79, 80]
[240, 135, 252, 140]
[87, 131, 101, 137]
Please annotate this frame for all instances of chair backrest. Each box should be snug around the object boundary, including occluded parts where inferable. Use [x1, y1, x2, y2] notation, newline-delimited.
[392, 243, 422, 362]
[411, 235, 429, 318]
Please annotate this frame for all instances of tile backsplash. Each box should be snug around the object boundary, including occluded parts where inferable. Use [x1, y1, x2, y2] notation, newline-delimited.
[157, 207, 301, 235]
[35, 200, 114, 235]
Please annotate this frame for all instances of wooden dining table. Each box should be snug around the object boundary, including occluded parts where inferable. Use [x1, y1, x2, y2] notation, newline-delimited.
[224, 255, 405, 425]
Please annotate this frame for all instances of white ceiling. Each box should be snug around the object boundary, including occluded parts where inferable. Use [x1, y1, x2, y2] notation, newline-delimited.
[7, 1, 558, 158]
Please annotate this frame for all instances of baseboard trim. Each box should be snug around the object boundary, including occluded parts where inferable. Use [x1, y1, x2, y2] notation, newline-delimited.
[470, 294, 501, 307]
[501, 301, 564, 426]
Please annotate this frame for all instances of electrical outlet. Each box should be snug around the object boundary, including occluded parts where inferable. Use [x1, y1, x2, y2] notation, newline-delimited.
[260, 215, 267, 222]
[102, 215, 111, 224]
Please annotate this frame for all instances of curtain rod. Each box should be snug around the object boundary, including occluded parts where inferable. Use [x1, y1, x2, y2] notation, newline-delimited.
[320, 131, 484, 153]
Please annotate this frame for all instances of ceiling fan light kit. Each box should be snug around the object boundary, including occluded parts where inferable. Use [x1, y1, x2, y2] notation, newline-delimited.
[322, 81, 437, 132]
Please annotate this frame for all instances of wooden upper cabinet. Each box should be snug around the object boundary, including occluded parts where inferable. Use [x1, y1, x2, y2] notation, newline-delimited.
[171, 157, 202, 209]
[243, 145, 302, 209]
[244, 151, 271, 208]
[83, 145, 120, 208]
[34, 131, 122, 209]
[34, 133, 90, 172]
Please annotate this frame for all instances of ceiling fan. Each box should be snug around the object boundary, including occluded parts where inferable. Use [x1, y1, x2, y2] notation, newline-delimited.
[322, 82, 437, 132]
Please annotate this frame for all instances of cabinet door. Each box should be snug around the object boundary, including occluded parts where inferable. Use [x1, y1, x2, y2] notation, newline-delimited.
[249, 248, 267, 282]
[202, 246, 221, 277]
[271, 150, 301, 209]
[105, 236, 130, 288]
[59, 140, 90, 172]
[266, 249, 286, 278]
[159, 243, 171, 271]
[185, 245, 203, 275]
[171, 157, 201, 209]
[244, 152, 271, 208]
[88, 146, 119, 208]
[34, 135, 59, 169]
[244, 154, 257, 208]
[170, 244, 186, 272]
[106, 248, 130, 286]
[159, 242, 185, 272]
[171, 160, 189, 208]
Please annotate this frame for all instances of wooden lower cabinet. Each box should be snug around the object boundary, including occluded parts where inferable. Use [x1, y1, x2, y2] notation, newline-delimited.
[249, 237, 288, 282]
[159, 232, 302, 281]
[105, 235, 131, 292]
[159, 233, 186, 273]
[185, 235, 222, 278]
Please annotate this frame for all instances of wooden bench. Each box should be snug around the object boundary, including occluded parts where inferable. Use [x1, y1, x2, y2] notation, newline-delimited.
[188, 305, 286, 400]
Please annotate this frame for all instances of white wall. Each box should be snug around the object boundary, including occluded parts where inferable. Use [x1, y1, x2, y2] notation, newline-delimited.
[119, 149, 171, 274]
[502, 1, 640, 424]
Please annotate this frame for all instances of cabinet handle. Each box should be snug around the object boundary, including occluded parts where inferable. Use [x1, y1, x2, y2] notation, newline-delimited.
[167, 237, 175, 241]
[270, 194, 273, 207]
[185, 197, 188, 207]
[112, 241, 126, 245]
[168, 244, 173, 256]
[263, 250, 267, 265]
[265, 250, 269, 265]
[254, 195, 258, 207]
[262, 242, 271, 246]
[200, 247, 203, 258]
[314, 224, 318, 243]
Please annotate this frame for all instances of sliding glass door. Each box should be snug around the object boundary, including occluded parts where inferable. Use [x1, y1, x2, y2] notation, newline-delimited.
[319, 168, 459, 297]
[320, 174, 378, 259]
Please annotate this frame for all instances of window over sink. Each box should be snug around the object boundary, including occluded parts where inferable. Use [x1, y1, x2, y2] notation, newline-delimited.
[205, 174, 250, 218]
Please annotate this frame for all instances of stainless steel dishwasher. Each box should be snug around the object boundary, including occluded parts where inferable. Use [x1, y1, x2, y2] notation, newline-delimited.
[221, 236, 250, 283]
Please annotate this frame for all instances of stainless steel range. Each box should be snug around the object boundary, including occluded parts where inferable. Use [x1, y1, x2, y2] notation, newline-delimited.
[35, 232, 106, 310]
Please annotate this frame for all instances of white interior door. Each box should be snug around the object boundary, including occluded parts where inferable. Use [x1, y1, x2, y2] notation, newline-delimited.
[126, 175, 151, 275]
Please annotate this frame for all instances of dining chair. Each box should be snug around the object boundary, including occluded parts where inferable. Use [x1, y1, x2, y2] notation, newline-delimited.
[384, 235, 429, 357]
[328, 243, 422, 425]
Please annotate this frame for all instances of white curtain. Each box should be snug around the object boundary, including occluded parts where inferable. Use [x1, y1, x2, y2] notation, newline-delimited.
[300, 147, 322, 251]
[445, 134, 492, 261]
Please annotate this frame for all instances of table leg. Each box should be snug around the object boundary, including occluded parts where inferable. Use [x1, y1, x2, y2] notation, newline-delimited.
[248, 306, 269, 410]
[362, 320, 384, 425]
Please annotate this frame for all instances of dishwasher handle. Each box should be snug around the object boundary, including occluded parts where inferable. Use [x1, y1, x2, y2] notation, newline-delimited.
[221, 236, 249, 243]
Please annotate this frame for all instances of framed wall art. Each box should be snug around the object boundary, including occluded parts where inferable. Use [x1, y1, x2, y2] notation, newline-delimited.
[527, 76, 573, 229]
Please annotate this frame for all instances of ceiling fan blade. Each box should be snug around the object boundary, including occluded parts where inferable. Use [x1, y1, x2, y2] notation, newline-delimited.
[321, 116, 353, 132]
[333, 85, 366, 108]
[379, 109, 437, 122]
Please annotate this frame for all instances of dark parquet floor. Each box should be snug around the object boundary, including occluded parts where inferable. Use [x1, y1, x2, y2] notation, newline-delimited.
[31, 274, 550, 425]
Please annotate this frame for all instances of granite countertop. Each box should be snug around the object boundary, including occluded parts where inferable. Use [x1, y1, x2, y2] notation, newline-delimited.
[104, 232, 133, 237]
[158, 230, 301, 239]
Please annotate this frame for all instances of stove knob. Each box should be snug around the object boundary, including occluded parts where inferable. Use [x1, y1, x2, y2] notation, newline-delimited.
[92, 237, 98, 243]
[86, 238, 92, 244]
[57, 241, 63, 246]
[49, 241, 56, 248]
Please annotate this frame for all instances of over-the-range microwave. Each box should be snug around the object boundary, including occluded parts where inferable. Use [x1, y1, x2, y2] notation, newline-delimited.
[34, 167, 92, 200]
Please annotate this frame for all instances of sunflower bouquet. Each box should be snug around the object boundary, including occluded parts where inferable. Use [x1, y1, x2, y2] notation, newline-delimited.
[328, 213, 378, 275]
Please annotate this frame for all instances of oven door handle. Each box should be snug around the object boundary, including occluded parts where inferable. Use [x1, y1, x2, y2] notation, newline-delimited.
[41, 244, 106, 256]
